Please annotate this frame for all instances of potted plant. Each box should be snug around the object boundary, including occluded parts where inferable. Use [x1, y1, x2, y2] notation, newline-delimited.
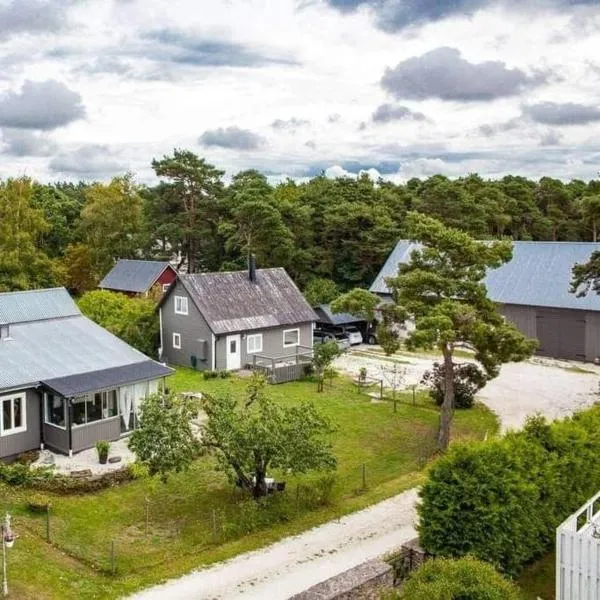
[96, 440, 110, 465]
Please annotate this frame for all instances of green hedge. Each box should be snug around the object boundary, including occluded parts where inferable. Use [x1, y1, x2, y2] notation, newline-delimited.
[385, 556, 521, 600]
[419, 408, 600, 576]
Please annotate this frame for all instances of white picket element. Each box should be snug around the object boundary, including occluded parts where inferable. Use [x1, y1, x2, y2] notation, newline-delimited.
[557, 490, 600, 600]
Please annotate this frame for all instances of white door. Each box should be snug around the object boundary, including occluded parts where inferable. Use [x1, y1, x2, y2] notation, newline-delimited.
[226, 334, 242, 370]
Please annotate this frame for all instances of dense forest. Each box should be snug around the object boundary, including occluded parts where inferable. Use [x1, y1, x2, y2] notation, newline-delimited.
[2, 148, 600, 302]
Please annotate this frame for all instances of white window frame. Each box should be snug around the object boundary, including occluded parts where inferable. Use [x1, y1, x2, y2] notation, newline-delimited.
[247, 333, 263, 354]
[0, 392, 27, 436]
[283, 328, 300, 348]
[173, 332, 182, 349]
[44, 392, 67, 430]
[162, 283, 170, 292]
[174, 296, 188, 315]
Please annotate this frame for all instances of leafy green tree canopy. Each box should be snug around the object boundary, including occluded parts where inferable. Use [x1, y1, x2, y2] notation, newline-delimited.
[78, 290, 159, 357]
[201, 374, 336, 497]
[129, 392, 201, 482]
[303, 278, 340, 307]
[331, 288, 380, 322]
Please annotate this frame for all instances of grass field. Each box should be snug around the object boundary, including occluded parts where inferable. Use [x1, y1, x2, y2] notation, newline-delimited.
[0, 369, 498, 599]
[518, 552, 555, 600]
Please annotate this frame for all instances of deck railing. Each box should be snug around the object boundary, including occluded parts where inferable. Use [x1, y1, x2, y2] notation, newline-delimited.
[250, 345, 313, 384]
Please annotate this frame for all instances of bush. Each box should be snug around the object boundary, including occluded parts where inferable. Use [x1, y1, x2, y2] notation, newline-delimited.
[202, 370, 220, 380]
[418, 407, 600, 576]
[386, 557, 521, 600]
[421, 362, 487, 409]
[27, 493, 52, 513]
[0, 463, 54, 486]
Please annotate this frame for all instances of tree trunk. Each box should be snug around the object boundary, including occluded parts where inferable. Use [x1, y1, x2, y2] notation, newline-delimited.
[438, 344, 455, 452]
[594, 220, 597, 243]
[253, 469, 267, 498]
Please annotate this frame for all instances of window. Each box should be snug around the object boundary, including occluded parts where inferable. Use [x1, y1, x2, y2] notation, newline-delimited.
[72, 391, 120, 427]
[1, 393, 26, 436]
[283, 328, 300, 347]
[103, 390, 118, 419]
[174, 296, 188, 315]
[162, 283, 170, 292]
[173, 332, 181, 349]
[247, 333, 263, 354]
[45, 393, 66, 429]
[229, 339, 237, 353]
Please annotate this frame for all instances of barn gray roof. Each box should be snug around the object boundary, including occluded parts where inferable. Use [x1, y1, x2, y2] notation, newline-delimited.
[370, 240, 600, 311]
[0, 288, 172, 392]
[314, 304, 365, 326]
[176, 268, 318, 335]
[99, 259, 173, 293]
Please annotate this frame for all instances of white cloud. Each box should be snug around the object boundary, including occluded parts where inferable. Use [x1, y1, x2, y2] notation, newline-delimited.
[0, 0, 598, 180]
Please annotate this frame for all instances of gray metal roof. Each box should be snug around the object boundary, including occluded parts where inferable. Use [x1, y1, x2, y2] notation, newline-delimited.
[370, 240, 600, 311]
[314, 304, 365, 326]
[0, 292, 169, 391]
[178, 268, 318, 335]
[0, 288, 79, 324]
[99, 260, 173, 293]
[43, 361, 173, 397]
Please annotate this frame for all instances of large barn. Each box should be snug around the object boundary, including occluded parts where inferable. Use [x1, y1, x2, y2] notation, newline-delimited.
[370, 241, 600, 363]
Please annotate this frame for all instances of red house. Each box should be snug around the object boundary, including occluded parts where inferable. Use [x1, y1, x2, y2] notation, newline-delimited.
[99, 260, 177, 297]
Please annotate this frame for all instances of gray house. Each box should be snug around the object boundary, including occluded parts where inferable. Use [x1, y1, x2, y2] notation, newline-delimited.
[159, 264, 317, 371]
[370, 241, 600, 362]
[0, 288, 172, 460]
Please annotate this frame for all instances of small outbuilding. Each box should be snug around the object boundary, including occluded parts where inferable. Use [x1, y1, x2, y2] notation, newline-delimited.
[99, 259, 177, 297]
[370, 241, 600, 363]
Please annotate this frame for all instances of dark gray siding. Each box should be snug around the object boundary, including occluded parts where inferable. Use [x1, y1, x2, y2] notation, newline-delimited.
[161, 280, 214, 370]
[586, 312, 600, 362]
[501, 303, 600, 362]
[499, 304, 537, 339]
[72, 417, 120, 453]
[216, 322, 314, 370]
[0, 389, 41, 459]
[44, 422, 69, 454]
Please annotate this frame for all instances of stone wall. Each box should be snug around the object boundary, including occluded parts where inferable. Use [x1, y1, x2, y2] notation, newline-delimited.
[288, 559, 393, 600]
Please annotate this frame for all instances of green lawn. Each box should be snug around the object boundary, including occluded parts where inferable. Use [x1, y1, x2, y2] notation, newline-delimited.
[518, 552, 555, 600]
[0, 369, 498, 599]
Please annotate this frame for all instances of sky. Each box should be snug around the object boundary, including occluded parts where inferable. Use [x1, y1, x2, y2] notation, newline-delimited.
[0, 0, 599, 184]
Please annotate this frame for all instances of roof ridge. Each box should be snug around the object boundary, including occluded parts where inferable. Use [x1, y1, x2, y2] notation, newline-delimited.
[183, 267, 283, 278]
[0, 287, 66, 298]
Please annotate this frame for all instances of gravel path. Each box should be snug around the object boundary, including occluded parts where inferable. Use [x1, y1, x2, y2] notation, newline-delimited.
[130, 488, 418, 600]
[130, 350, 599, 599]
[335, 348, 600, 431]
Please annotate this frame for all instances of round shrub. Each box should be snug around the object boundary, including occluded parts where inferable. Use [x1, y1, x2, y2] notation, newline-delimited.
[421, 362, 487, 409]
[418, 435, 549, 576]
[392, 557, 521, 600]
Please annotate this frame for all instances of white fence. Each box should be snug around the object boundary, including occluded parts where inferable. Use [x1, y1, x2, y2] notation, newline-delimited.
[557, 490, 600, 600]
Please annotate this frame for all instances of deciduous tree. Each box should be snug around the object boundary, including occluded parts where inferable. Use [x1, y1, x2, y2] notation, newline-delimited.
[201, 375, 336, 497]
[129, 392, 201, 482]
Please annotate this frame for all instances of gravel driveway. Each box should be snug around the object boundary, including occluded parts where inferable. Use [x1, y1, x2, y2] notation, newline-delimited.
[130, 489, 418, 600]
[129, 351, 599, 599]
[335, 348, 600, 431]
